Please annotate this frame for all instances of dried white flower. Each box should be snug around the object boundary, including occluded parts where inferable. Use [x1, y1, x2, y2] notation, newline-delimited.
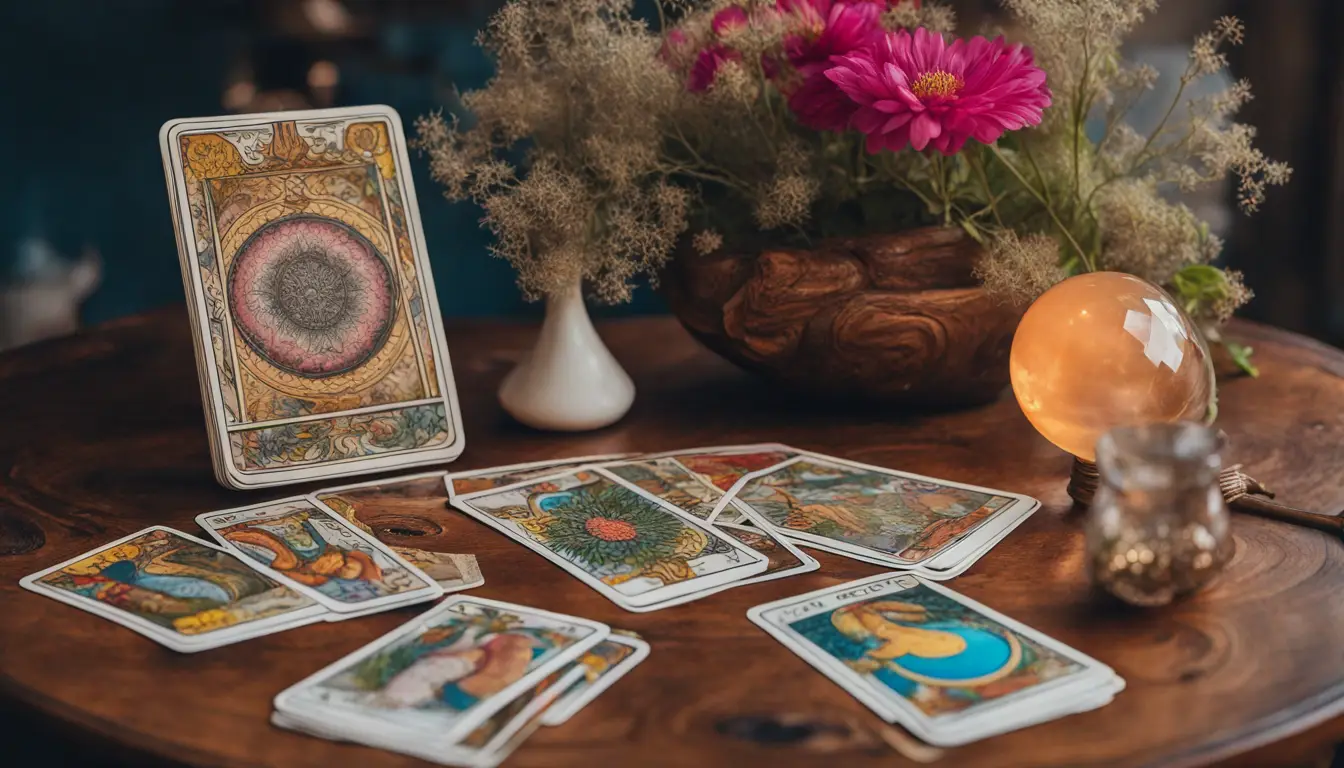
[692, 229, 724, 255]
[974, 232, 1065, 306]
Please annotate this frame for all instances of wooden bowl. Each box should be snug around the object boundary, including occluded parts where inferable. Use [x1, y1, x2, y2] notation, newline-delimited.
[662, 226, 1021, 407]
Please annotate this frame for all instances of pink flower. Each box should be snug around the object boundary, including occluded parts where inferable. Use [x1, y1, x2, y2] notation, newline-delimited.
[775, 0, 885, 130]
[787, 63, 863, 130]
[825, 27, 1052, 154]
[689, 45, 742, 92]
[712, 5, 750, 35]
[778, 0, 884, 77]
[683, 6, 754, 92]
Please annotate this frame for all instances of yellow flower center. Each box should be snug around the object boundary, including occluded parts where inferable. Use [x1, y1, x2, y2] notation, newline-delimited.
[911, 70, 964, 99]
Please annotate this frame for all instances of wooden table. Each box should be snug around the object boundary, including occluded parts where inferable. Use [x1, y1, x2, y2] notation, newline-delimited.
[1, 308, 1342, 768]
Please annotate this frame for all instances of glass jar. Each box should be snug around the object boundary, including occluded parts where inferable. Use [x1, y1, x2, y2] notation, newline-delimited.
[1085, 422, 1233, 606]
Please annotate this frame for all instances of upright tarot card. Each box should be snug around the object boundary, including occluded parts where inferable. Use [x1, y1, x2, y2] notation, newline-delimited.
[160, 106, 464, 487]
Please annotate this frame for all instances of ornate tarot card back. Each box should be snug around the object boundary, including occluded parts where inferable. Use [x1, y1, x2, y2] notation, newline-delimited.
[160, 106, 464, 488]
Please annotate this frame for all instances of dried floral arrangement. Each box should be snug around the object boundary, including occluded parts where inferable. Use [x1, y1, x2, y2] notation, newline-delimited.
[415, 0, 1289, 371]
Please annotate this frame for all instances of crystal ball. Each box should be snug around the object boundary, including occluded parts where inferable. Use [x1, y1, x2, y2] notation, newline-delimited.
[1009, 272, 1214, 462]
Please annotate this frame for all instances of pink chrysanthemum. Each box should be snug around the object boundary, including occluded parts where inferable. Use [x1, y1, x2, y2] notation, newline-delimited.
[787, 65, 864, 131]
[778, 0, 884, 77]
[825, 27, 1052, 154]
[776, 0, 886, 130]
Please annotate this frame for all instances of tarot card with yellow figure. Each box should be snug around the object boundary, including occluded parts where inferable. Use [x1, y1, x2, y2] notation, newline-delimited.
[196, 496, 444, 615]
[748, 574, 1123, 746]
[160, 106, 464, 488]
[20, 526, 327, 652]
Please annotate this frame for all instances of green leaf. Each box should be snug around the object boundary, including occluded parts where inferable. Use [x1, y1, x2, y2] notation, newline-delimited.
[1172, 264, 1225, 295]
[1171, 264, 1234, 319]
[1225, 341, 1260, 378]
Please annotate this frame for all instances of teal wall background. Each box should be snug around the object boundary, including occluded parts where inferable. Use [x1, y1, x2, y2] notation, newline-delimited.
[0, 1, 666, 326]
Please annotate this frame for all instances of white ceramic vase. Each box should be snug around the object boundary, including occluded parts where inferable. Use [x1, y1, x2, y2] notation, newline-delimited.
[498, 280, 635, 431]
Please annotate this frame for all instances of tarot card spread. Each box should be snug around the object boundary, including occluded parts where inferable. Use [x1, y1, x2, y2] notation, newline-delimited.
[20, 526, 325, 652]
[197, 496, 443, 614]
[274, 596, 608, 749]
[451, 467, 768, 610]
[315, 472, 484, 592]
[160, 106, 464, 489]
[749, 574, 1123, 747]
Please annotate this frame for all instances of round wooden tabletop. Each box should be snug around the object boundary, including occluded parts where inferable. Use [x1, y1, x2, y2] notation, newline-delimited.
[1, 308, 1342, 768]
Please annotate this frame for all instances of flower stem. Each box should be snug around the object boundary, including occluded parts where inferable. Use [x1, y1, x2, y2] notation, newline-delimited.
[933, 153, 952, 226]
[1129, 63, 1196, 174]
[1022, 141, 1054, 208]
[1071, 34, 1091, 219]
[879, 154, 939, 212]
[987, 144, 1094, 272]
[971, 147, 1005, 228]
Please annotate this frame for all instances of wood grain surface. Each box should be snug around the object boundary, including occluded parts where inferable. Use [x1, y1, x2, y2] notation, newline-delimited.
[663, 226, 1021, 406]
[0, 307, 1342, 768]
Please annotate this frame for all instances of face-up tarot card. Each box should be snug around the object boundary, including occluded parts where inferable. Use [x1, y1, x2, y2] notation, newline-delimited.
[451, 467, 768, 610]
[540, 634, 650, 726]
[748, 574, 1122, 746]
[274, 596, 608, 746]
[196, 496, 443, 614]
[20, 526, 326, 652]
[446, 453, 634, 499]
[717, 452, 1038, 567]
[315, 472, 484, 592]
[160, 106, 464, 489]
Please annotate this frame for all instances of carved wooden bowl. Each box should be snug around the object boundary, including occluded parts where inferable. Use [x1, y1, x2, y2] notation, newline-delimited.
[663, 226, 1022, 407]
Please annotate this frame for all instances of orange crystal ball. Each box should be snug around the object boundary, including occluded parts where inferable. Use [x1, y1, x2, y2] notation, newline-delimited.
[1010, 272, 1214, 461]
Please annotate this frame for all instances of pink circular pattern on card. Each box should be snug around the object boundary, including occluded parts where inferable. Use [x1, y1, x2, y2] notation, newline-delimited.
[228, 216, 396, 378]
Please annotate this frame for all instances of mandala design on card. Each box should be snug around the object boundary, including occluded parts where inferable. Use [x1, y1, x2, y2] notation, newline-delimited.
[216, 185, 423, 416]
[509, 479, 734, 587]
[229, 215, 396, 378]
